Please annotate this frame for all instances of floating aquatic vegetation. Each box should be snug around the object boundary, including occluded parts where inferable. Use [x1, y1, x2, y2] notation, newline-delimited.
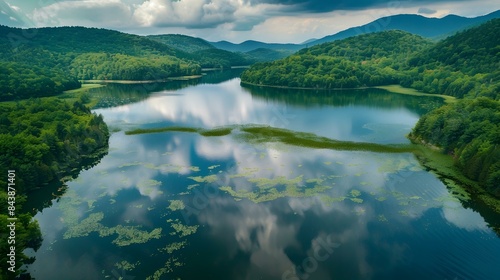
[137, 179, 163, 196]
[350, 198, 364, 204]
[320, 195, 346, 205]
[220, 179, 332, 203]
[229, 167, 260, 178]
[159, 241, 187, 254]
[350, 189, 361, 197]
[187, 184, 200, 190]
[146, 257, 184, 280]
[398, 210, 409, 216]
[87, 200, 96, 209]
[168, 200, 185, 211]
[443, 178, 471, 202]
[169, 220, 199, 238]
[107, 226, 162, 247]
[323, 161, 332, 165]
[114, 260, 140, 271]
[58, 189, 85, 225]
[378, 215, 388, 222]
[376, 197, 387, 202]
[353, 207, 366, 215]
[208, 165, 220, 170]
[125, 124, 418, 153]
[248, 175, 303, 189]
[63, 212, 104, 238]
[64, 212, 162, 246]
[188, 175, 218, 183]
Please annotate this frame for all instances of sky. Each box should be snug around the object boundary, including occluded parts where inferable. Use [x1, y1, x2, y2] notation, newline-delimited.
[0, 0, 499, 43]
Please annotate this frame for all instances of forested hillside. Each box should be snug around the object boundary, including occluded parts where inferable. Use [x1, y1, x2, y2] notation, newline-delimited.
[148, 34, 215, 53]
[241, 20, 500, 198]
[0, 25, 201, 101]
[410, 98, 500, 196]
[0, 97, 109, 277]
[241, 30, 433, 88]
[405, 19, 500, 99]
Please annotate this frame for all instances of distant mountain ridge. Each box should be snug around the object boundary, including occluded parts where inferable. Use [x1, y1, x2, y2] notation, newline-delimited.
[147, 34, 215, 53]
[310, 9, 500, 45]
[209, 40, 303, 53]
[209, 10, 500, 52]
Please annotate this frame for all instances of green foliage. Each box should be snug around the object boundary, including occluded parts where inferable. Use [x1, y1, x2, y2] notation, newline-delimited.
[0, 25, 202, 101]
[0, 97, 109, 277]
[411, 98, 500, 196]
[191, 48, 252, 68]
[245, 48, 294, 62]
[0, 99, 109, 193]
[70, 53, 199, 80]
[241, 30, 433, 88]
[406, 19, 500, 99]
[147, 34, 215, 53]
[0, 213, 43, 278]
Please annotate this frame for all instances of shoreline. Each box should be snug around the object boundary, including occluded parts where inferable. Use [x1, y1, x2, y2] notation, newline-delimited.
[80, 75, 202, 84]
[240, 81, 456, 103]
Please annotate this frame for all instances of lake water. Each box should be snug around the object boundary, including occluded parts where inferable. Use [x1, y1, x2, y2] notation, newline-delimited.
[28, 70, 500, 280]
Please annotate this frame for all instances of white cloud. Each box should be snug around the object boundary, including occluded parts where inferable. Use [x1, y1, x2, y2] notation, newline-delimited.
[32, 0, 133, 28]
[132, 0, 281, 30]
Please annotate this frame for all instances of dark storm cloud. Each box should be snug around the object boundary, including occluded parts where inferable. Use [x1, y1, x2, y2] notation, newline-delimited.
[253, 0, 469, 13]
[418, 7, 437, 14]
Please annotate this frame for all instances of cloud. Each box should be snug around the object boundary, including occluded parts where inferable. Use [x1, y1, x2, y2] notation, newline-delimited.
[132, 0, 281, 30]
[418, 7, 437, 14]
[32, 0, 133, 28]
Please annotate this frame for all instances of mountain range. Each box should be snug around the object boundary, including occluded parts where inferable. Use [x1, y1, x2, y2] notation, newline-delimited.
[209, 9, 500, 52]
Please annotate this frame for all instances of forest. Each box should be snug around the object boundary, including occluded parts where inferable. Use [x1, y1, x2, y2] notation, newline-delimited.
[241, 19, 500, 198]
[0, 25, 252, 101]
[0, 97, 109, 278]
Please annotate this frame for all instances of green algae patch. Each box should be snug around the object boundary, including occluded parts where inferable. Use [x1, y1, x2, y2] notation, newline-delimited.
[114, 260, 140, 271]
[220, 180, 332, 203]
[125, 124, 417, 153]
[126, 126, 199, 135]
[350, 189, 361, 197]
[199, 127, 233, 137]
[167, 200, 185, 211]
[169, 221, 199, 237]
[64, 212, 162, 246]
[378, 215, 388, 222]
[107, 226, 162, 246]
[160, 241, 187, 254]
[320, 195, 346, 205]
[188, 174, 218, 183]
[63, 212, 105, 238]
[239, 126, 416, 153]
[248, 175, 303, 189]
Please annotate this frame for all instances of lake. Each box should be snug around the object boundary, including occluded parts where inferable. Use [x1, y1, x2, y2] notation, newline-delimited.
[27, 69, 500, 280]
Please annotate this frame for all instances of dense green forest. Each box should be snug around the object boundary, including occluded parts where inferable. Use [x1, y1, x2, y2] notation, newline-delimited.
[241, 20, 500, 199]
[0, 26, 203, 101]
[410, 98, 500, 196]
[241, 31, 433, 88]
[0, 98, 109, 278]
[148, 34, 215, 53]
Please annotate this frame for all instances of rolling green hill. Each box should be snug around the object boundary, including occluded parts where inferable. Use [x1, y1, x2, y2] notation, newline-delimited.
[405, 18, 500, 99]
[245, 48, 294, 62]
[241, 30, 433, 89]
[242, 19, 500, 198]
[147, 34, 215, 53]
[0, 25, 202, 101]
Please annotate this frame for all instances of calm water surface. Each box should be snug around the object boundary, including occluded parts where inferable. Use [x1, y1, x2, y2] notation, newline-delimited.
[28, 70, 500, 280]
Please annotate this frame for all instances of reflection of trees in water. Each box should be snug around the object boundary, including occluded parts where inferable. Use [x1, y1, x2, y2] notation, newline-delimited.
[243, 84, 444, 116]
[90, 69, 245, 109]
